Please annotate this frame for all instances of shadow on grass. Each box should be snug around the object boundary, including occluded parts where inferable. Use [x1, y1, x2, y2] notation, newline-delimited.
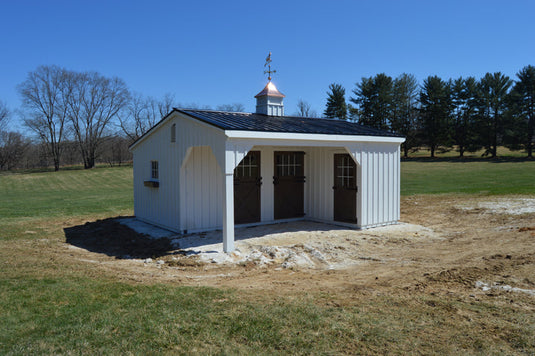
[64, 217, 175, 259]
[402, 156, 535, 163]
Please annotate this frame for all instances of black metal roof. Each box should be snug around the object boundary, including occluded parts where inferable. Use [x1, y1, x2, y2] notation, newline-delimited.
[176, 109, 403, 138]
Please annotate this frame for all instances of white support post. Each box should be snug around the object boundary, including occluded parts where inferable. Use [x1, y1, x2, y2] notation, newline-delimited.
[222, 172, 235, 253]
[219, 141, 253, 253]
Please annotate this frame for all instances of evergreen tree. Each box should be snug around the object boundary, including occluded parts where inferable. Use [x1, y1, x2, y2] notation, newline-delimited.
[324, 83, 347, 120]
[350, 73, 393, 130]
[418, 76, 453, 158]
[451, 77, 481, 157]
[477, 72, 512, 157]
[506, 65, 535, 157]
[391, 73, 419, 157]
[349, 76, 372, 122]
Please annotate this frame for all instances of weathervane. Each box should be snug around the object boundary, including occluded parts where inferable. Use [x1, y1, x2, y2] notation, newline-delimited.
[264, 52, 276, 81]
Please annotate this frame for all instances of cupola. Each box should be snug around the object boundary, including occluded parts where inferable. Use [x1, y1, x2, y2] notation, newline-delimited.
[255, 81, 285, 116]
[255, 52, 285, 116]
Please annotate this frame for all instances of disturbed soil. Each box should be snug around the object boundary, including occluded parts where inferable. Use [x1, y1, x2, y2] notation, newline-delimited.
[57, 195, 535, 305]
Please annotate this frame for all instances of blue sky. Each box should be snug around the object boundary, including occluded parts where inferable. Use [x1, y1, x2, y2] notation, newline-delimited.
[1, 0, 534, 128]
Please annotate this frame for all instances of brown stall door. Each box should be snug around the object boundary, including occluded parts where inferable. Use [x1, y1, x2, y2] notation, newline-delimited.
[333, 153, 358, 223]
[274, 151, 305, 219]
[234, 151, 261, 224]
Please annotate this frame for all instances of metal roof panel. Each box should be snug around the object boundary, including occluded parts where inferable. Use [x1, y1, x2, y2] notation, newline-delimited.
[178, 109, 404, 138]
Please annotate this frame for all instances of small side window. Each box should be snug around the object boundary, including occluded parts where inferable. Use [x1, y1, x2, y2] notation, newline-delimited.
[171, 123, 176, 143]
[151, 161, 159, 180]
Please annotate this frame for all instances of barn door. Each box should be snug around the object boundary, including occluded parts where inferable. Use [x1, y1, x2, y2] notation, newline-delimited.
[333, 153, 358, 223]
[234, 151, 261, 224]
[274, 151, 305, 219]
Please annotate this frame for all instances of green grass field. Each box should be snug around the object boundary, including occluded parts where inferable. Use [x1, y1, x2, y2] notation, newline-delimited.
[1, 161, 534, 354]
[0, 166, 133, 241]
[401, 159, 535, 195]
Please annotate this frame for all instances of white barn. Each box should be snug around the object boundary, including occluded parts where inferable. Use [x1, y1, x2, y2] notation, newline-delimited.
[129, 81, 405, 252]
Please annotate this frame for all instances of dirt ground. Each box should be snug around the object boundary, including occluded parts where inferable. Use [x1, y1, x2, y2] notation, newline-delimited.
[60, 195, 535, 303]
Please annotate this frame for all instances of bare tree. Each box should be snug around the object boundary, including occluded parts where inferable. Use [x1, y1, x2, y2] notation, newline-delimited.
[158, 92, 176, 117]
[67, 71, 130, 169]
[118, 93, 176, 142]
[216, 103, 245, 112]
[0, 103, 29, 170]
[18, 66, 70, 171]
[0, 131, 29, 170]
[178, 102, 212, 110]
[22, 141, 50, 169]
[100, 135, 132, 166]
[61, 140, 83, 166]
[118, 93, 150, 142]
[0, 100, 8, 132]
[295, 99, 317, 117]
[146, 97, 165, 127]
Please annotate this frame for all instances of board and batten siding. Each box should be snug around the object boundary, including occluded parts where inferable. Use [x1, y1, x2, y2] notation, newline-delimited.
[303, 145, 400, 228]
[305, 147, 347, 222]
[132, 112, 226, 232]
[132, 119, 181, 232]
[181, 146, 223, 232]
[347, 142, 400, 228]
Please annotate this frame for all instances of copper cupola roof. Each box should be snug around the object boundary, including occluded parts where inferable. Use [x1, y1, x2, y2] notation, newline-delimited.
[254, 81, 285, 98]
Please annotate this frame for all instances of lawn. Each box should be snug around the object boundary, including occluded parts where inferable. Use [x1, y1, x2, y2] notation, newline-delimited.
[0, 166, 133, 241]
[401, 159, 535, 195]
[0, 162, 534, 354]
[0, 165, 133, 220]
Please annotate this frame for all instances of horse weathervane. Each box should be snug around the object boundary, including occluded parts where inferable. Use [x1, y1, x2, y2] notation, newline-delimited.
[264, 52, 276, 81]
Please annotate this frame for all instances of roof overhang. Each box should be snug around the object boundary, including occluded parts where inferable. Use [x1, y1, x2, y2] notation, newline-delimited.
[225, 130, 406, 144]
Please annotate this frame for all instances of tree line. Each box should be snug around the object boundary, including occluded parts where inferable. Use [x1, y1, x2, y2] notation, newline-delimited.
[323, 66, 535, 158]
[0, 65, 246, 171]
[2, 64, 534, 171]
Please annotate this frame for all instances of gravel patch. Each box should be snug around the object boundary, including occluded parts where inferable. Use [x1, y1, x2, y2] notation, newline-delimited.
[458, 198, 535, 215]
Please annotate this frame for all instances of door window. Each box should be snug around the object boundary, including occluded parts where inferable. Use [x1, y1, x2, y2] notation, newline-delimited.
[335, 155, 355, 187]
[234, 153, 259, 178]
[275, 152, 303, 177]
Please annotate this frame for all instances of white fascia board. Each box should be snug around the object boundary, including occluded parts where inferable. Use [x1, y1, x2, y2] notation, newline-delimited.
[225, 130, 406, 144]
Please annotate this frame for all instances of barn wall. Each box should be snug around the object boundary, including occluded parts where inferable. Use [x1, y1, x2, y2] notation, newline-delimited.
[181, 146, 223, 231]
[132, 112, 226, 232]
[347, 142, 400, 228]
[253, 145, 349, 224]
[132, 120, 181, 231]
[305, 147, 349, 221]
[254, 145, 306, 223]
[256, 146, 274, 222]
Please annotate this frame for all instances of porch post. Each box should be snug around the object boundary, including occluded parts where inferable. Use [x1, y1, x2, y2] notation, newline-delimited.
[222, 163, 235, 253]
[219, 141, 252, 253]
